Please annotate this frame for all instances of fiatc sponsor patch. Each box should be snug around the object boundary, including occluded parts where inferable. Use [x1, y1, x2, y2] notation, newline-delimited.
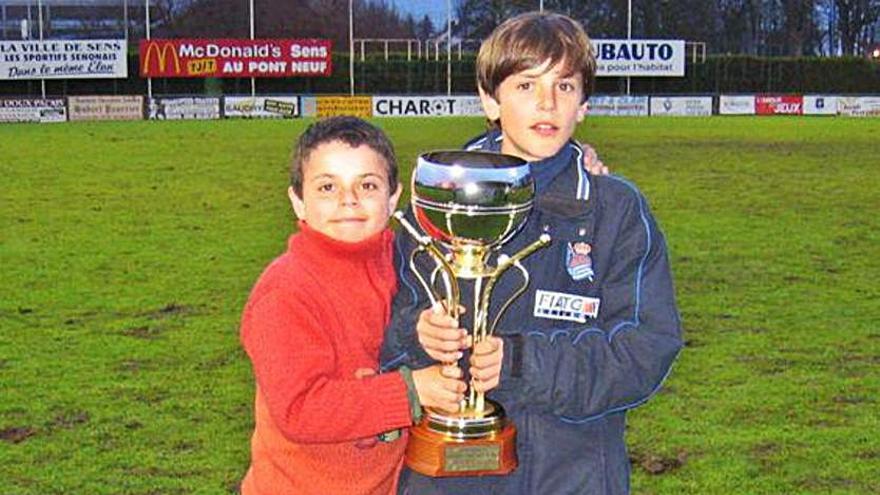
[534, 290, 600, 323]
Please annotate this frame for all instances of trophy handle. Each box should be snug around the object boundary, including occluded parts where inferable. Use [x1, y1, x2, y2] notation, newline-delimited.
[489, 260, 530, 339]
[476, 234, 551, 342]
[472, 234, 551, 413]
[408, 248, 440, 308]
[395, 212, 461, 319]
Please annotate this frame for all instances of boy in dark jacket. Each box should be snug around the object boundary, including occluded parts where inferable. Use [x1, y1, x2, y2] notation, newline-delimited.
[381, 12, 683, 495]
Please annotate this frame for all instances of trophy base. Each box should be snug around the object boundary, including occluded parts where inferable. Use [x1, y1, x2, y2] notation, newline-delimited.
[405, 401, 517, 477]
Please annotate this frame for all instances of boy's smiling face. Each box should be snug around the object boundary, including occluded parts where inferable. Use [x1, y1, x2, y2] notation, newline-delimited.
[289, 140, 401, 243]
[480, 58, 588, 162]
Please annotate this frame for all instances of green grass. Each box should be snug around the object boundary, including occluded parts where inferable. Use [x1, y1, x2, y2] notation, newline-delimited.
[1, 117, 878, 494]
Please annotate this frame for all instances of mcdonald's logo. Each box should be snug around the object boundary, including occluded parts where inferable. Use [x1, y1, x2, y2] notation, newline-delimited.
[142, 41, 181, 75]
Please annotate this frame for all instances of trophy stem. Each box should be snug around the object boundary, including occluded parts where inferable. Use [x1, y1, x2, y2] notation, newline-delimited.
[450, 244, 490, 279]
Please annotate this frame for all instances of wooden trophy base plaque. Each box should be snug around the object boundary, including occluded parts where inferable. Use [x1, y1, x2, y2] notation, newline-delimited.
[405, 400, 517, 477]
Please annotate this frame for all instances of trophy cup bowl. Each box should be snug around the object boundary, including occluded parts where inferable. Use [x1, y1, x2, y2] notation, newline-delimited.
[398, 150, 547, 477]
[411, 151, 534, 279]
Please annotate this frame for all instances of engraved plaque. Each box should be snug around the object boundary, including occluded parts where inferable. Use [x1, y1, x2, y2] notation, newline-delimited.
[444, 444, 501, 472]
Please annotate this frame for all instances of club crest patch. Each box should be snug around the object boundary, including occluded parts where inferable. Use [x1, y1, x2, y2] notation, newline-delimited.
[566, 241, 594, 281]
[534, 289, 600, 323]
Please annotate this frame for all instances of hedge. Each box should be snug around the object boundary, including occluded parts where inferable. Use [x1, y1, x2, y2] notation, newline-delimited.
[1, 53, 878, 97]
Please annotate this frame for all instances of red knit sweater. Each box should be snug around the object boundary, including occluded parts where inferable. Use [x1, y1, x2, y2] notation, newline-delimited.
[240, 221, 412, 495]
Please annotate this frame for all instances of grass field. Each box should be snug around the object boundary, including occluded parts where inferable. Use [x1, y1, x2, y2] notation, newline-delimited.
[1, 116, 878, 494]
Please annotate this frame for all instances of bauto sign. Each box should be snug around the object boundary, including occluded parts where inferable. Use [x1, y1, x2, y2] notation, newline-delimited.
[592, 39, 685, 77]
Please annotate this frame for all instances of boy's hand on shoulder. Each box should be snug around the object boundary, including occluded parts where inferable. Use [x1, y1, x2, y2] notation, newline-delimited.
[580, 142, 609, 176]
[412, 364, 466, 414]
[470, 337, 504, 393]
[417, 304, 469, 363]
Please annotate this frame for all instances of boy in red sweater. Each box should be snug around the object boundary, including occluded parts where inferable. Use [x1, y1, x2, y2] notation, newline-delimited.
[240, 117, 491, 495]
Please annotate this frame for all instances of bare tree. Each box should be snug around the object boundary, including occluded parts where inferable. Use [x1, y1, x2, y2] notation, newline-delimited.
[834, 0, 880, 54]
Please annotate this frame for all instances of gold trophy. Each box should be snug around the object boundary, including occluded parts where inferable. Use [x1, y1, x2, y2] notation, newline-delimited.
[394, 150, 550, 477]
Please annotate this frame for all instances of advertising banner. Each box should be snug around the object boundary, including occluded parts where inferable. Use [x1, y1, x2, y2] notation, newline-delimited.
[300, 96, 317, 116]
[372, 96, 483, 117]
[140, 39, 331, 78]
[68, 96, 144, 121]
[0, 98, 66, 123]
[593, 39, 685, 77]
[148, 97, 221, 120]
[837, 96, 880, 117]
[0, 39, 127, 80]
[455, 96, 485, 116]
[224, 96, 299, 118]
[315, 96, 373, 118]
[802, 95, 837, 115]
[649, 96, 712, 116]
[719, 95, 756, 115]
[587, 95, 649, 116]
[756, 95, 803, 115]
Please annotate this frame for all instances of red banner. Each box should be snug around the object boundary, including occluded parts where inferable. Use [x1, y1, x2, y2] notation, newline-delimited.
[755, 95, 803, 115]
[139, 39, 332, 78]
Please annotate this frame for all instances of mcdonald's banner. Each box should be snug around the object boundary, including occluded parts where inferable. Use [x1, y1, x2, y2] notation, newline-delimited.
[139, 39, 332, 78]
[0, 39, 127, 80]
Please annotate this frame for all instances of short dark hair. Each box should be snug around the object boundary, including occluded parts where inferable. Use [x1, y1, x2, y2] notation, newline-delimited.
[477, 12, 596, 103]
[290, 116, 398, 198]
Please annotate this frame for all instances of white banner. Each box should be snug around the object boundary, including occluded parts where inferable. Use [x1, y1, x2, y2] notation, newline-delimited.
[68, 95, 143, 121]
[587, 95, 649, 116]
[649, 96, 712, 116]
[0, 39, 127, 80]
[148, 97, 221, 120]
[802, 95, 837, 115]
[719, 95, 756, 115]
[372, 96, 483, 117]
[0, 98, 66, 123]
[224, 96, 299, 118]
[593, 39, 685, 77]
[837, 96, 880, 117]
[300, 96, 317, 117]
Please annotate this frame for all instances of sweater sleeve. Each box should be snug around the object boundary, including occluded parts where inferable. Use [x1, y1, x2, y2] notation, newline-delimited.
[241, 289, 413, 443]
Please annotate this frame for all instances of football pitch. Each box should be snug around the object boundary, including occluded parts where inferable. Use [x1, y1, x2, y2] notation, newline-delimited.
[1, 116, 878, 494]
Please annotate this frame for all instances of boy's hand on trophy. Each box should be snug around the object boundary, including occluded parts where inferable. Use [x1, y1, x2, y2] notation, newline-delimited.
[353, 368, 376, 379]
[412, 364, 466, 414]
[417, 303, 469, 363]
[470, 337, 504, 393]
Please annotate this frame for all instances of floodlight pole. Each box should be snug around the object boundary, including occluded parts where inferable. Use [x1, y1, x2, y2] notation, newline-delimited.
[38, 0, 45, 98]
[250, 0, 255, 98]
[626, 0, 632, 95]
[123, 0, 129, 42]
[349, 0, 354, 95]
[446, 0, 451, 96]
[145, 0, 152, 99]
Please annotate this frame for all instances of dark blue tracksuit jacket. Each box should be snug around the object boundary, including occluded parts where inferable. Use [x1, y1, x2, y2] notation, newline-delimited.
[381, 132, 683, 495]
